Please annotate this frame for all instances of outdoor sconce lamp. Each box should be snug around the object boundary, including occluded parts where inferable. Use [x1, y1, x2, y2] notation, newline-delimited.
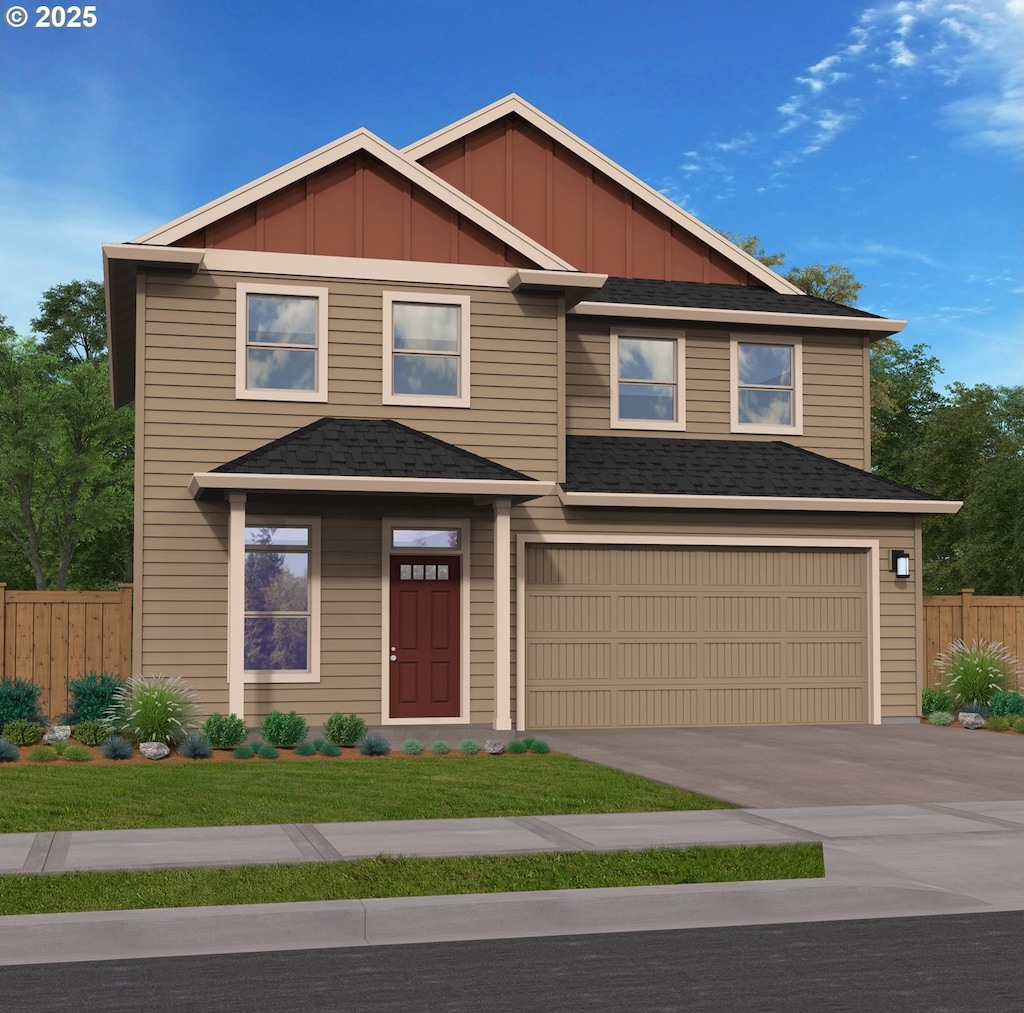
[891, 550, 910, 579]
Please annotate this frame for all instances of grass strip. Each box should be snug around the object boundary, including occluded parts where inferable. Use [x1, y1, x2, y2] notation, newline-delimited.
[0, 844, 824, 916]
[0, 756, 731, 833]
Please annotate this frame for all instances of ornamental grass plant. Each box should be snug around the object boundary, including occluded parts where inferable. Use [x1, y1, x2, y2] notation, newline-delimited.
[106, 675, 200, 746]
[935, 639, 1022, 710]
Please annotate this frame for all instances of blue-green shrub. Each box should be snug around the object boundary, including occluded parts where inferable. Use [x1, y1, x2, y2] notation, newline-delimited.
[927, 711, 954, 726]
[317, 740, 340, 757]
[528, 739, 550, 754]
[989, 691, 1024, 717]
[233, 744, 255, 760]
[431, 739, 451, 755]
[506, 739, 527, 754]
[0, 679, 44, 728]
[458, 738, 480, 755]
[178, 730, 212, 759]
[324, 712, 366, 747]
[203, 713, 248, 749]
[254, 742, 279, 759]
[294, 741, 317, 756]
[356, 733, 390, 756]
[66, 672, 123, 722]
[99, 735, 133, 759]
[0, 738, 19, 762]
[401, 738, 424, 755]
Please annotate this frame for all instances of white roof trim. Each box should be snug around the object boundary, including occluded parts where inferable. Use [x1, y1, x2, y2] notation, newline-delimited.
[404, 94, 802, 296]
[131, 127, 574, 271]
[558, 488, 961, 514]
[508, 269, 607, 292]
[571, 300, 906, 335]
[189, 472, 554, 500]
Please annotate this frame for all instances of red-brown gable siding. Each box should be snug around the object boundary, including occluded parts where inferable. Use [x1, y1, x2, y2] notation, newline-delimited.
[173, 152, 536, 269]
[418, 114, 761, 285]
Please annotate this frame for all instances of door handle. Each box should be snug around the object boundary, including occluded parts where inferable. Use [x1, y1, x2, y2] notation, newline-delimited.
[389, 654, 397, 661]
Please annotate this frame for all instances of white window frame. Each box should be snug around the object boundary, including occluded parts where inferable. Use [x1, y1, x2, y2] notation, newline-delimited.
[730, 334, 803, 435]
[382, 291, 471, 408]
[236, 514, 322, 684]
[236, 282, 329, 402]
[610, 329, 686, 431]
[381, 516, 471, 724]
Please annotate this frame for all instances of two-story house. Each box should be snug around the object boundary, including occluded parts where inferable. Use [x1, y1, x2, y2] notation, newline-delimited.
[102, 95, 959, 731]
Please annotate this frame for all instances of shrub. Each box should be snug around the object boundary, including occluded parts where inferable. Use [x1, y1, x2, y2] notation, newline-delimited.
[506, 739, 527, 754]
[100, 735, 133, 759]
[921, 686, 955, 716]
[927, 711, 954, 726]
[324, 712, 367, 747]
[356, 733, 390, 756]
[260, 710, 308, 748]
[528, 739, 550, 754]
[63, 744, 92, 762]
[73, 719, 110, 746]
[936, 640, 1021, 709]
[254, 742, 279, 759]
[2, 719, 43, 746]
[989, 691, 1024, 717]
[317, 741, 340, 757]
[1010, 715, 1024, 733]
[28, 745, 58, 762]
[66, 672, 123, 722]
[0, 738, 19, 762]
[401, 738, 424, 756]
[203, 713, 249, 750]
[431, 739, 451, 755]
[233, 745, 256, 760]
[458, 738, 480, 755]
[986, 715, 1011, 732]
[294, 740, 317, 756]
[520, 737, 537, 750]
[178, 730, 213, 760]
[51, 741, 68, 756]
[107, 674, 200, 745]
[0, 678, 44, 728]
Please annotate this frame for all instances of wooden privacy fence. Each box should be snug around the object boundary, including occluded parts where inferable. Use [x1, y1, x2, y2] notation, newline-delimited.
[923, 589, 1024, 689]
[0, 583, 133, 720]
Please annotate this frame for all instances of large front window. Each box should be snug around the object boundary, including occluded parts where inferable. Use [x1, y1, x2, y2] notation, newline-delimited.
[244, 526, 311, 672]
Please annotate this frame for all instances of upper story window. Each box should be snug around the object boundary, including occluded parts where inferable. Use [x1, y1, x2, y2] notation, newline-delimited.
[383, 292, 471, 408]
[731, 336, 803, 434]
[236, 283, 329, 402]
[611, 331, 685, 431]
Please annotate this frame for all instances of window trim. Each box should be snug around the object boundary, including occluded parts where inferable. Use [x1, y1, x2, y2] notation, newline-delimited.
[610, 329, 686, 431]
[730, 334, 803, 435]
[240, 514, 322, 684]
[235, 282, 329, 402]
[382, 291, 471, 408]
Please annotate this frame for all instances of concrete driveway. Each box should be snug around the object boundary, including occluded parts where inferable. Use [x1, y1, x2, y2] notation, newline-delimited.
[540, 723, 1024, 807]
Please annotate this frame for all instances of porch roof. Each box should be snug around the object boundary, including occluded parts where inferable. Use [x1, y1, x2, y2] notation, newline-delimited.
[189, 418, 553, 501]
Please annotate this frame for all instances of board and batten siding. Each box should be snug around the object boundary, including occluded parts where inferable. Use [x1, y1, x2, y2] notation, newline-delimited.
[509, 500, 922, 722]
[566, 323, 870, 469]
[136, 267, 558, 720]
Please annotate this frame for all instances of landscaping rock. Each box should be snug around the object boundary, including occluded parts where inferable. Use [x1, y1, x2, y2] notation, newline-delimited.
[43, 725, 72, 744]
[958, 712, 986, 729]
[484, 739, 505, 755]
[140, 741, 171, 759]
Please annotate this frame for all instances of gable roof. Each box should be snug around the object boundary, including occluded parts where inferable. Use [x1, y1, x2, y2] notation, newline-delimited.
[404, 95, 802, 296]
[189, 418, 551, 500]
[561, 436, 960, 514]
[131, 127, 574, 271]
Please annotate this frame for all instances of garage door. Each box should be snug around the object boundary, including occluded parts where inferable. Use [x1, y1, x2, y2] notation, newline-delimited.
[525, 545, 869, 729]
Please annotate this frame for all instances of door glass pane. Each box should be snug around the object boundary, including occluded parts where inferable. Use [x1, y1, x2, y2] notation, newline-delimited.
[437, 564, 449, 580]
[425, 565, 437, 579]
[393, 302, 459, 351]
[400, 564, 412, 579]
[412, 564, 424, 580]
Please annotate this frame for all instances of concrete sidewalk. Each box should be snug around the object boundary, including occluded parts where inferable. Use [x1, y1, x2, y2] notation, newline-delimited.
[2, 800, 1022, 964]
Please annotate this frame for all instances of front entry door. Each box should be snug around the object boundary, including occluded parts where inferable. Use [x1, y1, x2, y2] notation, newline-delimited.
[389, 555, 461, 719]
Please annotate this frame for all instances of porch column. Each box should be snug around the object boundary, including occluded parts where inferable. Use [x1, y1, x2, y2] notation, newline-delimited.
[493, 497, 512, 730]
[227, 492, 246, 722]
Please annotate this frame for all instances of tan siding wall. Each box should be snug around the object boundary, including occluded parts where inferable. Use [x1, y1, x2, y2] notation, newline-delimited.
[566, 323, 869, 469]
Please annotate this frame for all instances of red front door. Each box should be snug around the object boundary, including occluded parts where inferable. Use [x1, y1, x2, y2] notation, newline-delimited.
[389, 556, 460, 719]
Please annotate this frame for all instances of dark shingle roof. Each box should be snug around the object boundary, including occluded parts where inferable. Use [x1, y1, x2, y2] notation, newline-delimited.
[565, 436, 939, 501]
[214, 418, 536, 482]
[585, 277, 882, 320]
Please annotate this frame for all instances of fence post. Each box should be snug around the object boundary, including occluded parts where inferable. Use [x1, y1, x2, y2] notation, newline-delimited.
[117, 584, 133, 677]
[960, 589, 975, 643]
[0, 582, 5, 678]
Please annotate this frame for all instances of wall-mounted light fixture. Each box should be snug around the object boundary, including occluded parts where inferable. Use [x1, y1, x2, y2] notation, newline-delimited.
[891, 549, 910, 579]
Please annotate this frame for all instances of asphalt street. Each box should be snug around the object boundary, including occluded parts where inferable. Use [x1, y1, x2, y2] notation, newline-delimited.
[2, 911, 1021, 1012]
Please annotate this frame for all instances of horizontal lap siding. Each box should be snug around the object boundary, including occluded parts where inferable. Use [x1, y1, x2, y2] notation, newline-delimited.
[139, 270, 555, 721]
[566, 325, 868, 468]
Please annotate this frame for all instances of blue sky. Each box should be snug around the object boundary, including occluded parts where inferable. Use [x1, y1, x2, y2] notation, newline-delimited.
[1, 0, 1020, 389]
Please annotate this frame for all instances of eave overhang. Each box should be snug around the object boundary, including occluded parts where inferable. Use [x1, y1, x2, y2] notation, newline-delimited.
[570, 300, 907, 336]
[190, 472, 555, 501]
[557, 488, 961, 514]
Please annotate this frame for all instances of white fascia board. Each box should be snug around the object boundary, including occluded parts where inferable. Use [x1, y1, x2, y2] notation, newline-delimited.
[190, 472, 554, 500]
[508, 269, 608, 292]
[130, 127, 573, 272]
[571, 300, 907, 335]
[103, 243, 206, 268]
[557, 488, 962, 514]
[404, 94, 802, 295]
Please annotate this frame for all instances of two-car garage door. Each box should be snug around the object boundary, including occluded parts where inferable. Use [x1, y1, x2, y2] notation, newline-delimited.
[524, 545, 870, 729]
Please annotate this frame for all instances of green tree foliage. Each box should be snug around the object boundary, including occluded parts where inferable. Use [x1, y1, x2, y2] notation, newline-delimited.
[0, 285, 133, 590]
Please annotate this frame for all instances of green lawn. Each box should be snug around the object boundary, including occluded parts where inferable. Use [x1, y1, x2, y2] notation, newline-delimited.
[0, 844, 824, 916]
[0, 755, 732, 833]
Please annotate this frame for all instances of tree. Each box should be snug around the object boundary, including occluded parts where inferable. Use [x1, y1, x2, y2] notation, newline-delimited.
[0, 290, 133, 590]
